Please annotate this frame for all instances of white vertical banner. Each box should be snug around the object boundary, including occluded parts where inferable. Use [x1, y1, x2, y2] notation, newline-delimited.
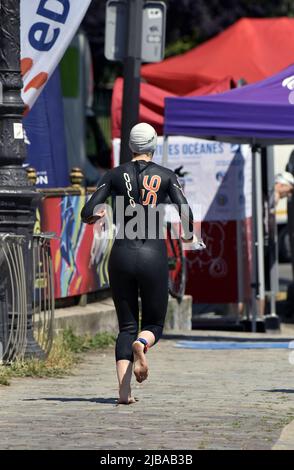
[112, 136, 252, 222]
[20, 0, 92, 112]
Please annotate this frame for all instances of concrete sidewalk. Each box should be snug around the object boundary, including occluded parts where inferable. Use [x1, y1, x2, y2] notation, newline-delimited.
[1, 326, 294, 449]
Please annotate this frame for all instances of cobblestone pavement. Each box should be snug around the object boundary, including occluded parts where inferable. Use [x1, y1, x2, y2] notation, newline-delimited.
[1, 328, 294, 450]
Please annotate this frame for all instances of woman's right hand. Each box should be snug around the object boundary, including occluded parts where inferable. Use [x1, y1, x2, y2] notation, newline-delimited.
[86, 209, 106, 225]
[95, 209, 106, 219]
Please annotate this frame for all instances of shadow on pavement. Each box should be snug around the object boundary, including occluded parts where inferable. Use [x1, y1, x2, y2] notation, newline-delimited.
[23, 397, 118, 404]
[262, 389, 294, 394]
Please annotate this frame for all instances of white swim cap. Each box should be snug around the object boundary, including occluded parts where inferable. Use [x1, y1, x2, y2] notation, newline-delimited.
[275, 171, 294, 186]
[129, 122, 157, 155]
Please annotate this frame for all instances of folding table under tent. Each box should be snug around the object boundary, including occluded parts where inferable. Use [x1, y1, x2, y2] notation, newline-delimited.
[164, 63, 294, 331]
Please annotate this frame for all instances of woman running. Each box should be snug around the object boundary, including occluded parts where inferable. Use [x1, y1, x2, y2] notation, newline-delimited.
[81, 123, 195, 404]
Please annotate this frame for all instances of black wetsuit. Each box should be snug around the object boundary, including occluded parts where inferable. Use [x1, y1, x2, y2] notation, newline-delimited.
[81, 160, 194, 361]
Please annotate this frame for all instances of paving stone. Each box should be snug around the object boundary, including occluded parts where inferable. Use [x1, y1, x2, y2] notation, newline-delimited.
[1, 327, 294, 449]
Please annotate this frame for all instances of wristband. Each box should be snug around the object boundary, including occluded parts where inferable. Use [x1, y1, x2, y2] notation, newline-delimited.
[135, 337, 149, 353]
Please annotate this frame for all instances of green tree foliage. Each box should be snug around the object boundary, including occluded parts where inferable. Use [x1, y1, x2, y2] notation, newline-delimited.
[82, 0, 294, 83]
[163, 0, 294, 57]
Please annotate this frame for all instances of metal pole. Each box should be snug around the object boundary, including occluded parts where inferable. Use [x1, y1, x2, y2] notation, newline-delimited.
[236, 219, 244, 315]
[265, 146, 280, 329]
[256, 147, 266, 319]
[0, 0, 44, 358]
[251, 146, 258, 332]
[120, 0, 144, 164]
[251, 146, 266, 332]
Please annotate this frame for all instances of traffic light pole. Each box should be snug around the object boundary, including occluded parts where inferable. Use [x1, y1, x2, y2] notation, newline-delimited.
[120, 0, 144, 164]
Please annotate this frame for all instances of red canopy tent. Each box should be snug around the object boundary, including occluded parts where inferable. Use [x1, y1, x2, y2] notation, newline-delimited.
[112, 17, 294, 139]
[142, 17, 294, 93]
[111, 76, 233, 138]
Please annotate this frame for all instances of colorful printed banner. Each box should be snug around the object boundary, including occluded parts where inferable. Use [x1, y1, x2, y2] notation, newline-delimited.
[20, 0, 92, 112]
[40, 194, 112, 298]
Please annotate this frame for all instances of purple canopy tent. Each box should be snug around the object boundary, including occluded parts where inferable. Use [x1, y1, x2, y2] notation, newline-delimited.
[164, 63, 294, 144]
[164, 63, 294, 331]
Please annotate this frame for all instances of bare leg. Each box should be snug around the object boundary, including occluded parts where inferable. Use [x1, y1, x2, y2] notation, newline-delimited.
[116, 360, 137, 404]
[132, 330, 155, 383]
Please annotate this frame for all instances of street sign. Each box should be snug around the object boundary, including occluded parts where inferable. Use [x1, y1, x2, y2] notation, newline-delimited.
[142, 1, 166, 63]
[104, 0, 166, 63]
[104, 0, 127, 62]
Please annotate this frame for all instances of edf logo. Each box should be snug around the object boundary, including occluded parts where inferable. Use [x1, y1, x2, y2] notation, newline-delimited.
[29, 0, 70, 52]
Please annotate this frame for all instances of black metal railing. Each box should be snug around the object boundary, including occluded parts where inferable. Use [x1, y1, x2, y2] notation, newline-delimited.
[32, 233, 56, 357]
[0, 232, 56, 363]
[0, 233, 27, 362]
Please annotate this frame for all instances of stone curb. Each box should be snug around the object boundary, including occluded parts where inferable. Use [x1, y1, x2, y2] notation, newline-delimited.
[53, 295, 193, 336]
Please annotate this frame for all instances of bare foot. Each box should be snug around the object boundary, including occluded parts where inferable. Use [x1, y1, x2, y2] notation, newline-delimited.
[132, 341, 149, 383]
[117, 397, 138, 405]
